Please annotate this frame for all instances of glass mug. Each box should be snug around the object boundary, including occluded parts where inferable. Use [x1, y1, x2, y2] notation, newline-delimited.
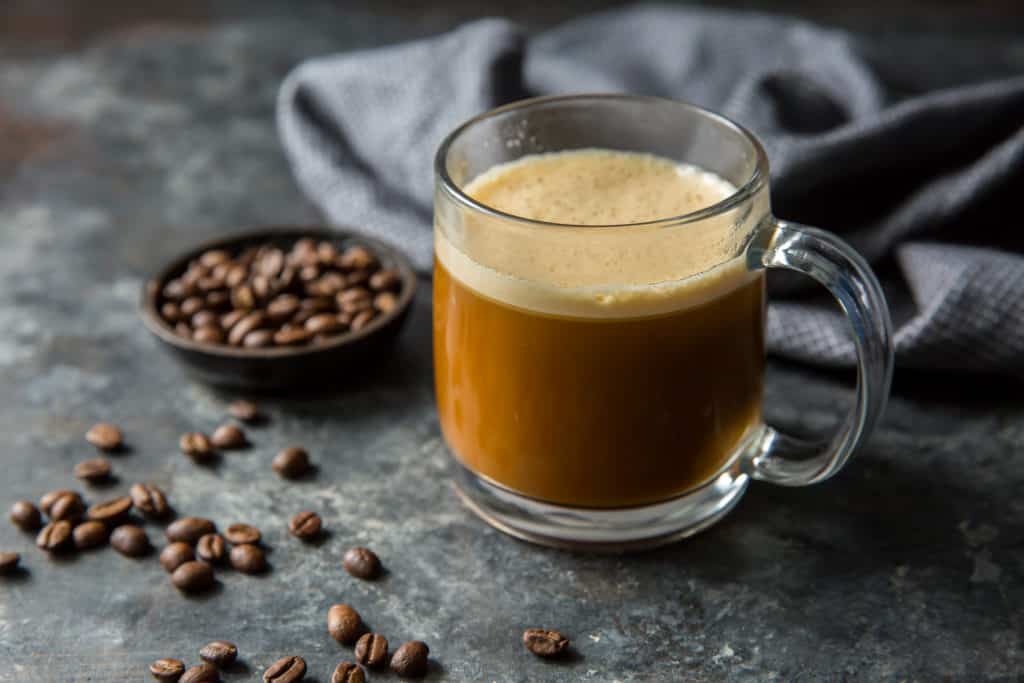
[433, 94, 893, 549]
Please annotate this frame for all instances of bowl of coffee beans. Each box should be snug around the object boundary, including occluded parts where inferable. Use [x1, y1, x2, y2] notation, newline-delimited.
[141, 228, 416, 389]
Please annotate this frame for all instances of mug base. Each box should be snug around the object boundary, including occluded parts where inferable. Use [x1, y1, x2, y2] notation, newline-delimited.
[452, 462, 749, 552]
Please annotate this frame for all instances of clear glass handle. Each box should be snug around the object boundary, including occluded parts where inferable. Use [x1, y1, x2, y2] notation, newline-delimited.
[746, 219, 895, 486]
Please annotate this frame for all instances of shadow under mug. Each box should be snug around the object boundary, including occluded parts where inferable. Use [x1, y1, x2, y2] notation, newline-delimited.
[433, 94, 894, 550]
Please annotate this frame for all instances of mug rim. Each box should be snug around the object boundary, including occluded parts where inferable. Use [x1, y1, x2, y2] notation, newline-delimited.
[434, 93, 770, 230]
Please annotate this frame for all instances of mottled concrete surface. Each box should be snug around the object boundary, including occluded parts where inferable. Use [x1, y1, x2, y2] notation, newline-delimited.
[0, 2, 1022, 682]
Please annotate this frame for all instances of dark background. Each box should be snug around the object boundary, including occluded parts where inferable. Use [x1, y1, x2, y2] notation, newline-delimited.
[0, 2, 1022, 682]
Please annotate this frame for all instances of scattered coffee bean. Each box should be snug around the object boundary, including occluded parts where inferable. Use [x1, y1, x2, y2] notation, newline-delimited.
[523, 628, 569, 657]
[9, 500, 42, 531]
[327, 603, 363, 644]
[74, 457, 112, 483]
[332, 661, 365, 683]
[160, 542, 195, 572]
[130, 482, 170, 518]
[199, 640, 238, 667]
[228, 399, 260, 422]
[86, 422, 123, 451]
[180, 662, 220, 683]
[273, 446, 309, 479]
[149, 657, 186, 681]
[211, 423, 246, 449]
[229, 543, 266, 574]
[288, 511, 321, 541]
[172, 560, 214, 593]
[0, 552, 20, 574]
[390, 640, 430, 678]
[39, 488, 79, 515]
[87, 495, 133, 524]
[355, 633, 389, 669]
[166, 517, 216, 544]
[263, 655, 305, 683]
[49, 492, 85, 522]
[73, 520, 108, 550]
[111, 524, 150, 557]
[196, 533, 227, 564]
[343, 547, 381, 580]
[36, 520, 72, 552]
[180, 432, 215, 460]
[224, 523, 261, 545]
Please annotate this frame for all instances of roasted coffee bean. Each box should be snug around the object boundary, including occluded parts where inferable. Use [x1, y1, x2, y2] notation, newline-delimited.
[251, 274, 272, 301]
[332, 661, 365, 683]
[50, 492, 85, 522]
[73, 520, 108, 550]
[315, 272, 346, 296]
[87, 495, 133, 523]
[523, 628, 569, 657]
[180, 296, 204, 317]
[86, 422, 123, 451]
[390, 640, 430, 678]
[317, 241, 339, 264]
[199, 639, 238, 667]
[193, 325, 225, 344]
[130, 482, 170, 518]
[288, 511, 321, 540]
[36, 520, 72, 552]
[345, 269, 372, 288]
[40, 489, 80, 516]
[196, 276, 224, 293]
[299, 296, 334, 313]
[369, 268, 401, 292]
[191, 310, 219, 328]
[338, 287, 371, 307]
[196, 533, 227, 564]
[9, 500, 41, 531]
[228, 399, 260, 422]
[263, 655, 305, 683]
[163, 279, 191, 300]
[74, 457, 112, 483]
[225, 264, 247, 288]
[299, 264, 320, 282]
[175, 322, 192, 338]
[200, 249, 231, 268]
[327, 603, 363, 644]
[224, 523, 261, 545]
[350, 310, 375, 332]
[172, 560, 214, 592]
[304, 313, 343, 335]
[228, 311, 265, 345]
[340, 245, 376, 270]
[149, 657, 186, 681]
[161, 302, 183, 322]
[243, 329, 274, 348]
[166, 516, 216, 544]
[111, 524, 150, 557]
[211, 423, 246, 449]
[229, 543, 266, 574]
[0, 552, 20, 574]
[274, 325, 313, 346]
[180, 662, 220, 683]
[355, 633, 389, 668]
[160, 542, 195, 572]
[257, 248, 285, 277]
[273, 446, 309, 479]
[221, 309, 246, 330]
[206, 289, 230, 311]
[230, 284, 257, 311]
[374, 291, 398, 314]
[267, 294, 301, 321]
[343, 547, 381, 580]
[180, 432, 215, 460]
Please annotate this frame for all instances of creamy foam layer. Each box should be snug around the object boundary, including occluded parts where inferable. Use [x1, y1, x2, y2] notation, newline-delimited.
[436, 149, 761, 319]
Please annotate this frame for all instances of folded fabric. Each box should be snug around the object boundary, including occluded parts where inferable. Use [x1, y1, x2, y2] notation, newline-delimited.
[277, 5, 1024, 375]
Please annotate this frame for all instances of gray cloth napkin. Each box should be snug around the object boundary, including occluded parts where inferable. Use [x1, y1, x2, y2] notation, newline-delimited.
[277, 5, 1024, 375]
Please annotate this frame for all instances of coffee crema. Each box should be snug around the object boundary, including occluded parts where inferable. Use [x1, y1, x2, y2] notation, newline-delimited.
[434, 149, 765, 508]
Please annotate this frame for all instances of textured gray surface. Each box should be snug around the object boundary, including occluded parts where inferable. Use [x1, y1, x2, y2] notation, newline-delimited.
[0, 3, 1022, 682]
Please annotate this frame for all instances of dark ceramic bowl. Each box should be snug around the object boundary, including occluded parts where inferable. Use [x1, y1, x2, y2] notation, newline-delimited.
[140, 227, 417, 391]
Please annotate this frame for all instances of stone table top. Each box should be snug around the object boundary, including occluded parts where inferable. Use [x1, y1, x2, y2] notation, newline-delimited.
[0, 2, 1021, 681]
